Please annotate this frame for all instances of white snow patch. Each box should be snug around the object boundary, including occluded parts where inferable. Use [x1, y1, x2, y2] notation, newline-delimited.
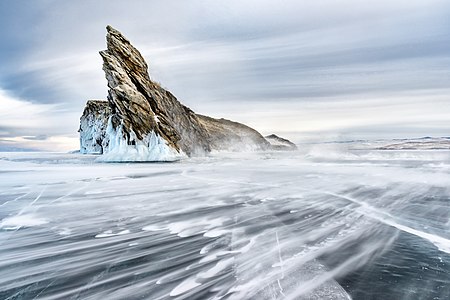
[57, 227, 72, 236]
[204, 228, 229, 237]
[95, 229, 130, 238]
[0, 214, 48, 229]
[84, 190, 105, 195]
[142, 224, 167, 232]
[167, 217, 229, 238]
[198, 237, 258, 264]
[169, 277, 201, 296]
[197, 257, 235, 279]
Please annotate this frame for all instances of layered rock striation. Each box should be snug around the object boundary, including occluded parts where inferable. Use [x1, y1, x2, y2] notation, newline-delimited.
[80, 26, 295, 161]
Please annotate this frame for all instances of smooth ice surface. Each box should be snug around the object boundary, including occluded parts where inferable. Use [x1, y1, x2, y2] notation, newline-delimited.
[0, 144, 449, 299]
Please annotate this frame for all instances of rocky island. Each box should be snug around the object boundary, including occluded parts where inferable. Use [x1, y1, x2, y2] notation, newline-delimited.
[79, 26, 295, 161]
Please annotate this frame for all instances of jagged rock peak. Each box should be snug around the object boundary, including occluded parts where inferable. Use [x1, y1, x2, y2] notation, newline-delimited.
[99, 25, 211, 156]
[102, 25, 150, 88]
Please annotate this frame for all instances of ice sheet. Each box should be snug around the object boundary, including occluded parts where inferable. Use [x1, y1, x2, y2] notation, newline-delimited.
[0, 146, 449, 299]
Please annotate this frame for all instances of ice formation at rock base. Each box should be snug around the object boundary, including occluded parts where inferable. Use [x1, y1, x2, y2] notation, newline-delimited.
[97, 119, 184, 162]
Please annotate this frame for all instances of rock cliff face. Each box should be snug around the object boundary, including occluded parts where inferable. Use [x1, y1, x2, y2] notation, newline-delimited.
[79, 100, 111, 154]
[80, 26, 295, 161]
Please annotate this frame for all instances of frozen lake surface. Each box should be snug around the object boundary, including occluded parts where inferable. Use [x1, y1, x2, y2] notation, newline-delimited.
[1, 145, 449, 299]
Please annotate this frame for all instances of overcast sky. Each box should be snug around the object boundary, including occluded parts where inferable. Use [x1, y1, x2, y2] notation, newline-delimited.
[1, 0, 450, 151]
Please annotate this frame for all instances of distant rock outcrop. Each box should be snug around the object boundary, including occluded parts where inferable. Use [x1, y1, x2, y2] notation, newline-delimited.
[197, 115, 270, 152]
[265, 134, 298, 150]
[79, 26, 295, 161]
